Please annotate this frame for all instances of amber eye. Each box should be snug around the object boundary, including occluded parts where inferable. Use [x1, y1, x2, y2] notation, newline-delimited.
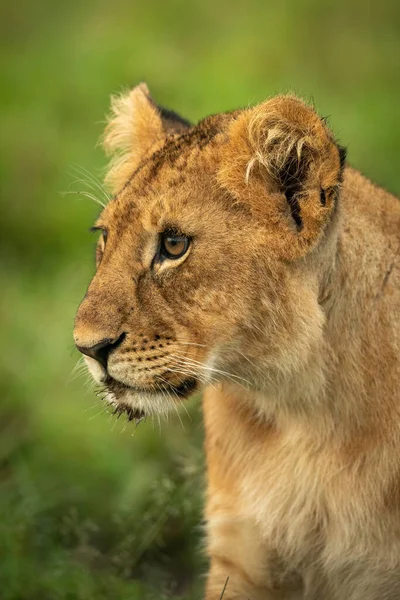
[160, 231, 190, 260]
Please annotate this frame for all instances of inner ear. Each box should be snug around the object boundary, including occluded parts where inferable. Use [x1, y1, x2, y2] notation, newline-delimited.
[157, 105, 192, 134]
[279, 150, 312, 231]
[277, 151, 330, 229]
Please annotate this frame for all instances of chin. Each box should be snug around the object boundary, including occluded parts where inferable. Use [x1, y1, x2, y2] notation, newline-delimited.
[83, 355, 199, 422]
[98, 376, 199, 423]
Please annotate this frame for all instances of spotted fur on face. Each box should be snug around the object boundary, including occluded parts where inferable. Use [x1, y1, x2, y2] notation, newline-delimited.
[74, 84, 345, 421]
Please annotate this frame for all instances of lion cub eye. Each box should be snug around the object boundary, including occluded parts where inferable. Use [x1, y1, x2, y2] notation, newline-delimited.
[160, 231, 190, 260]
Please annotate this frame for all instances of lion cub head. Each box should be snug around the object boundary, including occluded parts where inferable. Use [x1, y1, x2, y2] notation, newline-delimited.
[74, 83, 345, 421]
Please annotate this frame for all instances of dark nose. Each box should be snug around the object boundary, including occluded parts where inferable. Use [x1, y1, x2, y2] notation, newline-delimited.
[76, 333, 126, 369]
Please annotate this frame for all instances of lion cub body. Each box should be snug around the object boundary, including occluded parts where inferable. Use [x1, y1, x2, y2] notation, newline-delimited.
[74, 85, 400, 599]
[205, 168, 400, 599]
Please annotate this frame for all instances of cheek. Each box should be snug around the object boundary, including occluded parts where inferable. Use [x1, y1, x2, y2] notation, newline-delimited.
[85, 356, 106, 383]
[181, 285, 243, 345]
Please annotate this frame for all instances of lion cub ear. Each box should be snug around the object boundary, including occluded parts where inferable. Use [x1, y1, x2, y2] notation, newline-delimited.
[102, 83, 191, 194]
[220, 95, 346, 259]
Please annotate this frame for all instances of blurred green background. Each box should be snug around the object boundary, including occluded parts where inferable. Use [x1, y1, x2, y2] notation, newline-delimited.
[0, 0, 399, 598]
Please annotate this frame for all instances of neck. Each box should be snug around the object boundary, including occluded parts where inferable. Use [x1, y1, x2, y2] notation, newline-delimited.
[228, 169, 399, 447]
[241, 218, 389, 444]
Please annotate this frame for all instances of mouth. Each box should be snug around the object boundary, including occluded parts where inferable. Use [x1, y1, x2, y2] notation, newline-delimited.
[106, 376, 199, 398]
[101, 376, 199, 423]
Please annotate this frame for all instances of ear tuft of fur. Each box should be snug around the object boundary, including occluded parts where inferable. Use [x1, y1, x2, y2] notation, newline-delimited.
[103, 83, 152, 157]
[102, 83, 192, 195]
[246, 96, 332, 193]
[102, 83, 164, 195]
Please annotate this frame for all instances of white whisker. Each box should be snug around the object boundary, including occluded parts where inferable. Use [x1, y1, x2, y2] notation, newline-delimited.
[59, 189, 106, 208]
[68, 178, 109, 208]
[171, 340, 208, 348]
[156, 380, 186, 430]
[88, 403, 110, 421]
[171, 354, 252, 388]
[70, 164, 111, 205]
[165, 365, 212, 389]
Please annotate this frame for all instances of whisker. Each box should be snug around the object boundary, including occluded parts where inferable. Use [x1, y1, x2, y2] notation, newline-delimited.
[166, 357, 215, 380]
[166, 361, 218, 393]
[69, 356, 84, 374]
[59, 189, 106, 209]
[68, 178, 109, 208]
[170, 340, 264, 384]
[70, 365, 89, 380]
[70, 164, 111, 204]
[171, 340, 208, 348]
[155, 380, 186, 431]
[172, 360, 249, 392]
[88, 403, 110, 421]
[158, 375, 193, 424]
[164, 363, 203, 379]
[164, 363, 212, 388]
[83, 400, 103, 413]
[171, 354, 252, 387]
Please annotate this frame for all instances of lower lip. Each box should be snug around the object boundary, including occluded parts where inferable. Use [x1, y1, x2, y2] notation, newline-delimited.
[106, 377, 198, 399]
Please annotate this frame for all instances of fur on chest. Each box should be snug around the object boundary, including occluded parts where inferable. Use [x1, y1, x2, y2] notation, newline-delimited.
[204, 391, 397, 567]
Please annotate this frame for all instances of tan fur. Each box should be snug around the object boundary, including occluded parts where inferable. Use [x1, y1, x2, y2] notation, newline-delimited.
[74, 84, 400, 599]
[103, 83, 165, 194]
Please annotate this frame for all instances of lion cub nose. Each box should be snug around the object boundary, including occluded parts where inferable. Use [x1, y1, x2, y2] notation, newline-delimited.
[76, 333, 126, 369]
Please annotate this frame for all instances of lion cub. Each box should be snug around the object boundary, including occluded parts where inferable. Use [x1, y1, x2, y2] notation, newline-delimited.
[74, 84, 400, 599]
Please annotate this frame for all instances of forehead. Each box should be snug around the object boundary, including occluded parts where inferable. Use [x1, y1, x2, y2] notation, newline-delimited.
[98, 114, 235, 232]
[141, 112, 225, 182]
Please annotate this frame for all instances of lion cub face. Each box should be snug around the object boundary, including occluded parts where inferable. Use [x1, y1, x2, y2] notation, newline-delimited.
[74, 84, 345, 420]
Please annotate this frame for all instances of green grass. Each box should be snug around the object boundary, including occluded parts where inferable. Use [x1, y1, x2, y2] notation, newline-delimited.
[1, 0, 399, 597]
